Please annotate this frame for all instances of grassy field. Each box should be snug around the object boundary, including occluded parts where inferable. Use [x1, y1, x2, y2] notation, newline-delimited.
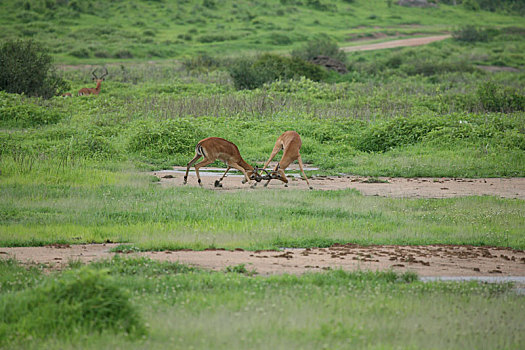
[1, 258, 524, 350]
[1, 0, 523, 62]
[1, 0, 525, 348]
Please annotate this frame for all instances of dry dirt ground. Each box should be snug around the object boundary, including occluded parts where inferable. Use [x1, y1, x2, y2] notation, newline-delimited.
[2, 244, 524, 278]
[155, 166, 525, 199]
[341, 35, 451, 52]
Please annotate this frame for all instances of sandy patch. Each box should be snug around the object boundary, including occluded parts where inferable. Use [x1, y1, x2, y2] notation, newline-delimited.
[154, 167, 525, 199]
[2, 244, 524, 277]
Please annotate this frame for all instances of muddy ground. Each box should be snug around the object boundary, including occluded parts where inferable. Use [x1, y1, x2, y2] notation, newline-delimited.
[2, 244, 524, 277]
[155, 166, 525, 199]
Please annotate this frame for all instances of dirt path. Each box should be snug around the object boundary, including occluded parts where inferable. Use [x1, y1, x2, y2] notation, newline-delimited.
[155, 168, 525, 199]
[341, 35, 451, 52]
[2, 244, 524, 277]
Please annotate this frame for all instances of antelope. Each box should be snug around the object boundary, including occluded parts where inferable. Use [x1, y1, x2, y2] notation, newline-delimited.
[184, 137, 261, 188]
[260, 131, 313, 189]
[78, 68, 108, 96]
[61, 92, 72, 97]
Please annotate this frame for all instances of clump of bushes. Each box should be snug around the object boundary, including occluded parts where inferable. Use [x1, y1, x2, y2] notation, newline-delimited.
[476, 81, 525, 113]
[0, 40, 69, 98]
[127, 119, 204, 160]
[0, 94, 64, 127]
[228, 54, 327, 90]
[356, 115, 449, 152]
[292, 37, 347, 63]
[452, 25, 490, 42]
[0, 268, 144, 344]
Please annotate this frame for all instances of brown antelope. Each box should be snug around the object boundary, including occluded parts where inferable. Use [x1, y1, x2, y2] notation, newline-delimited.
[184, 137, 261, 188]
[260, 131, 312, 189]
[78, 68, 108, 96]
[61, 92, 72, 97]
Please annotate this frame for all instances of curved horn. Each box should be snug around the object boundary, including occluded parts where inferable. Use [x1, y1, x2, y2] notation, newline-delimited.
[91, 70, 98, 79]
[99, 67, 109, 79]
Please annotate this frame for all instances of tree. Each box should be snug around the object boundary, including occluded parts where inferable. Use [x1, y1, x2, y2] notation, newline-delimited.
[0, 40, 68, 98]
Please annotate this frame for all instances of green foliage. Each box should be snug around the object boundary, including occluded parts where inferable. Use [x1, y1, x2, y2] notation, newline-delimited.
[127, 119, 204, 160]
[292, 37, 347, 63]
[356, 115, 449, 152]
[476, 81, 525, 112]
[453, 25, 490, 42]
[0, 101, 63, 127]
[0, 267, 144, 345]
[0, 40, 68, 98]
[228, 54, 327, 90]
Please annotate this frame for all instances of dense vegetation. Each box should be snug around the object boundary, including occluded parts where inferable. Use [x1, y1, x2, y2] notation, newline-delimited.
[1, 258, 523, 349]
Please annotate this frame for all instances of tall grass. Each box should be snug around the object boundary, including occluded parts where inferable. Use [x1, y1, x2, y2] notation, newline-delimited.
[1, 258, 523, 349]
[1, 178, 523, 249]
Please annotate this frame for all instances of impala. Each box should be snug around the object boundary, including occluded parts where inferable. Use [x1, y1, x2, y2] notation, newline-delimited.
[183, 137, 261, 188]
[78, 68, 108, 96]
[260, 131, 313, 189]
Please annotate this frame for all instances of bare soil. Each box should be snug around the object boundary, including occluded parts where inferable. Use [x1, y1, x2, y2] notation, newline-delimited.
[155, 167, 525, 199]
[341, 35, 451, 52]
[2, 244, 524, 277]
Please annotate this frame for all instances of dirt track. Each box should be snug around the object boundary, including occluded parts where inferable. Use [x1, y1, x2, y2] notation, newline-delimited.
[2, 244, 524, 277]
[341, 35, 451, 52]
[155, 167, 525, 199]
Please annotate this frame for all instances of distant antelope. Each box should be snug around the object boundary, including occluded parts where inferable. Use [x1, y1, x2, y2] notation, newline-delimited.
[260, 131, 312, 189]
[184, 137, 261, 188]
[78, 68, 108, 96]
[61, 92, 72, 97]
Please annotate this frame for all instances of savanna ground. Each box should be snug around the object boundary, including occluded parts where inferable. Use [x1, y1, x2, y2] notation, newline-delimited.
[1, 0, 525, 349]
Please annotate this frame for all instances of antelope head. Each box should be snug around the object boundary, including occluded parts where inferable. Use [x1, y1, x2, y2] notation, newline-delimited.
[92, 67, 108, 82]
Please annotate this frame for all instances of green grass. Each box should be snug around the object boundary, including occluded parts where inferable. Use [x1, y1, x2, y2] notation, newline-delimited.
[1, 171, 523, 249]
[1, 258, 523, 350]
[1, 0, 523, 63]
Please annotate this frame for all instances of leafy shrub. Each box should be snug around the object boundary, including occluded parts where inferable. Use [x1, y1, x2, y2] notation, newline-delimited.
[477, 82, 525, 112]
[452, 25, 489, 42]
[69, 47, 90, 58]
[402, 59, 476, 76]
[0, 40, 68, 98]
[228, 54, 327, 90]
[0, 103, 63, 128]
[127, 119, 204, 159]
[356, 116, 448, 152]
[182, 53, 221, 72]
[292, 37, 347, 63]
[0, 268, 144, 344]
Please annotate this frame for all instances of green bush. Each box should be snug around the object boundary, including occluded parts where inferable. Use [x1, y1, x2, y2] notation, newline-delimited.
[292, 37, 347, 63]
[477, 81, 525, 112]
[0, 40, 68, 98]
[228, 54, 327, 90]
[0, 103, 63, 128]
[356, 116, 449, 152]
[127, 119, 204, 159]
[452, 25, 490, 42]
[0, 268, 144, 344]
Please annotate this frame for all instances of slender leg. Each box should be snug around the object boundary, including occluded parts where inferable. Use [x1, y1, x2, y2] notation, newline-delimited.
[218, 167, 231, 181]
[184, 154, 202, 184]
[215, 166, 231, 188]
[231, 163, 255, 188]
[297, 154, 312, 190]
[262, 143, 282, 170]
[194, 158, 214, 187]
